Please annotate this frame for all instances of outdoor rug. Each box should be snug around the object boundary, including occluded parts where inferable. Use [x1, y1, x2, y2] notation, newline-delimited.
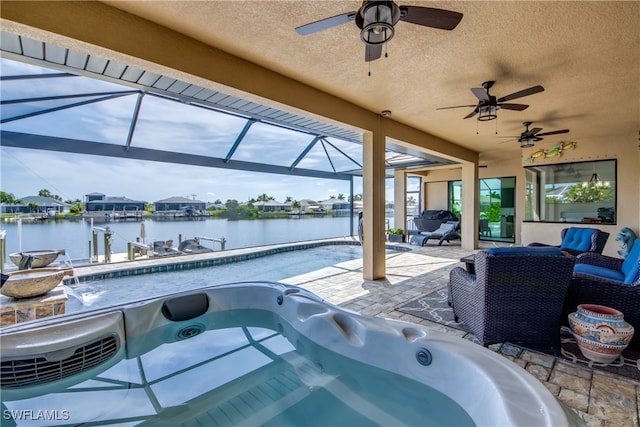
[396, 288, 640, 382]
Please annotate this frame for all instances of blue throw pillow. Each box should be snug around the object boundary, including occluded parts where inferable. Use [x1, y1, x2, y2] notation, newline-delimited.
[487, 246, 563, 256]
[561, 227, 596, 252]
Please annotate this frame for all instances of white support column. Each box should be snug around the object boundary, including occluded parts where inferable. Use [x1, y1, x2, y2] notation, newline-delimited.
[461, 162, 479, 250]
[393, 169, 406, 234]
[362, 127, 387, 280]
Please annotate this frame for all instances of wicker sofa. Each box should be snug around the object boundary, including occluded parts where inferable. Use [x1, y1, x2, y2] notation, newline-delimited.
[449, 247, 575, 352]
[563, 239, 640, 349]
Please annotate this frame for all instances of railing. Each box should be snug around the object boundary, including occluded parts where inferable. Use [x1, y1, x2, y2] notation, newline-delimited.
[127, 241, 151, 261]
[91, 226, 113, 263]
[194, 236, 226, 251]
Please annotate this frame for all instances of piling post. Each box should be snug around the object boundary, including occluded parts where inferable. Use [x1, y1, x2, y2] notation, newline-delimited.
[0, 230, 6, 272]
[104, 227, 112, 263]
[92, 230, 98, 263]
[220, 237, 226, 251]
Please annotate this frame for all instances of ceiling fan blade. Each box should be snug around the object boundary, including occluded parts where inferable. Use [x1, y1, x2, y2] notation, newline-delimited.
[464, 109, 478, 119]
[399, 6, 463, 30]
[527, 127, 543, 136]
[471, 87, 489, 101]
[497, 85, 544, 102]
[365, 44, 383, 62]
[295, 12, 356, 35]
[436, 104, 477, 110]
[536, 129, 570, 137]
[499, 103, 529, 111]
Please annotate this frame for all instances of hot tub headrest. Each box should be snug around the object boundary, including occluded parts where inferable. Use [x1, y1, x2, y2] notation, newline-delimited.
[161, 293, 209, 321]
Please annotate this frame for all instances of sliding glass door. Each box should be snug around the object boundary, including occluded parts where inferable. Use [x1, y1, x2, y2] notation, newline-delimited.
[449, 177, 515, 243]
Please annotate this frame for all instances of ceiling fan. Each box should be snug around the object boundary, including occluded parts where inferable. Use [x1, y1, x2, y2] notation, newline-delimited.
[437, 81, 545, 121]
[295, 1, 463, 62]
[506, 121, 570, 148]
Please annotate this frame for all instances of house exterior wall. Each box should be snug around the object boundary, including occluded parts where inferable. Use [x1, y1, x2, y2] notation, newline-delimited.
[415, 134, 639, 258]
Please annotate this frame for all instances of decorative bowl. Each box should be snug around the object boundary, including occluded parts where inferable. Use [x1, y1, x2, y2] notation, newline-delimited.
[9, 250, 65, 269]
[0, 268, 65, 299]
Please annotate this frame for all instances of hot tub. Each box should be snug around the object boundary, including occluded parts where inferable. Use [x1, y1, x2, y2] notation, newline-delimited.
[0, 282, 582, 426]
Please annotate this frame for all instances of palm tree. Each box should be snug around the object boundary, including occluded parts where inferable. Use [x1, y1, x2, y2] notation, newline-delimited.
[0, 191, 20, 204]
[337, 193, 345, 200]
[257, 193, 274, 202]
[38, 189, 62, 201]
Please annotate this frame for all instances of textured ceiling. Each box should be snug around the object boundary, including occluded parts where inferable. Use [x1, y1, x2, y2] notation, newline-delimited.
[59, 1, 640, 159]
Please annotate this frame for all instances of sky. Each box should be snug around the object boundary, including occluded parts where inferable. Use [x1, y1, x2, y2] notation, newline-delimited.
[0, 58, 381, 204]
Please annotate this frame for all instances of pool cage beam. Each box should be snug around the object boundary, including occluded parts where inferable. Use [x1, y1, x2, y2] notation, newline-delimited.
[0, 130, 355, 181]
[224, 119, 256, 163]
[0, 90, 138, 124]
[125, 91, 146, 151]
[289, 136, 322, 170]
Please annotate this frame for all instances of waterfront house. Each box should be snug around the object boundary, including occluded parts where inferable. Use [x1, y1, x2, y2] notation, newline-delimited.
[253, 200, 290, 213]
[153, 196, 206, 214]
[0, 196, 70, 215]
[84, 193, 145, 213]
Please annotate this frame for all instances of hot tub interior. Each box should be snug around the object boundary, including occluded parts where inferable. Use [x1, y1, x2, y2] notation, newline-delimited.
[0, 282, 581, 426]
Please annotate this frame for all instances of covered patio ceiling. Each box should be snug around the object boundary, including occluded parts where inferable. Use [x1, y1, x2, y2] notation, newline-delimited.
[1, 1, 636, 170]
[92, 1, 638, 159]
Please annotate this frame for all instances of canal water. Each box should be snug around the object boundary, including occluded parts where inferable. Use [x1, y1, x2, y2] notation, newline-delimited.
[1, 216, 361, 264]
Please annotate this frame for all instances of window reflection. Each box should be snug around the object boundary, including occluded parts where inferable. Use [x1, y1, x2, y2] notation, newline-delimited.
[525, 159, 616, 224]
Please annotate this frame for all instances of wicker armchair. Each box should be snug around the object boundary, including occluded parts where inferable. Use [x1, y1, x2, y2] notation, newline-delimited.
[448, 247, 575, 352]
[563, 240, 640, 349]
[529, 227, 609, 256]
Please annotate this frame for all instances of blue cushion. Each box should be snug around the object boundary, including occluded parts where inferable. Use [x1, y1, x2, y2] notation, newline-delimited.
[487, 246, 563, 256]
[621, 240, 640, 284]
[574, 263, 626, 283]
[561, 227, 596, 252]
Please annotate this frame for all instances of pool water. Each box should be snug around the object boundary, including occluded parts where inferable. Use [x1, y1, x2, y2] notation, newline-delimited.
[1, 309, 475, 426]
[67, 245, 368, 312]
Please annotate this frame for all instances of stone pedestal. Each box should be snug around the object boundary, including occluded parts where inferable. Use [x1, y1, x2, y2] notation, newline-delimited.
[0, 284, 68, 327]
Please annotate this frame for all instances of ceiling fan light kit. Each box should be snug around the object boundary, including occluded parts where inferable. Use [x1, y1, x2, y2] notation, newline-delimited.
[295, 1, 463, 63]
[359, 2, 399, 45]
[478, 106, 498, 121]
[519, 138, 536, 148]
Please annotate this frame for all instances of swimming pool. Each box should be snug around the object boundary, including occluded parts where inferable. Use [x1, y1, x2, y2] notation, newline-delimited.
[66, 243, 370, 312]
[1, 282, 581, 426]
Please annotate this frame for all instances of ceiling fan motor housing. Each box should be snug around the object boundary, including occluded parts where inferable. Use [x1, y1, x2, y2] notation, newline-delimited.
[357, 1, 401, 45]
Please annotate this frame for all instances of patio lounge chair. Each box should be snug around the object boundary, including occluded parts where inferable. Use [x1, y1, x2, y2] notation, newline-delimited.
[448, 247, 575, 352]
[409, 221, 460, 246]
[529, 226, 609, 256]
[412, 210, 459, 233]
[563, 239, 640, 349]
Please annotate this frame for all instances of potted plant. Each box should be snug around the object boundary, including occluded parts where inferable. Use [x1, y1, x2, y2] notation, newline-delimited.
[386, 228, 405, 243]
